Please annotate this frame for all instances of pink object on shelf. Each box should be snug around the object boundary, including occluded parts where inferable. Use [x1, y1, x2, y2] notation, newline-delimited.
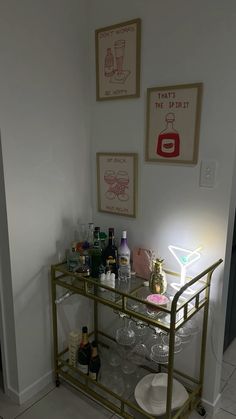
[146, 294, 169, 312]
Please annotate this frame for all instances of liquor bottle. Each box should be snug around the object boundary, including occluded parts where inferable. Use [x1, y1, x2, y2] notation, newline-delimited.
[67, 241, 80, 272]
[118, 230, 131, 279]
[156, 112, 180, 158]
[77, 326, 91, 375]
[90, 227, 103, 278]
[87, 222, 94, 247]
[102, 228, 118, 277]
[75, 255, 90, 277]
[89, 340, 101, 381]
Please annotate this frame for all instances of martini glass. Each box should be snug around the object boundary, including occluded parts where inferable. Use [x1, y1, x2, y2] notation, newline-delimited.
[168, 245, 202, 294]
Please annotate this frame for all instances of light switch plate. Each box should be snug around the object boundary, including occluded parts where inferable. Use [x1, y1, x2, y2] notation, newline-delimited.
[199, 160, 217, 188]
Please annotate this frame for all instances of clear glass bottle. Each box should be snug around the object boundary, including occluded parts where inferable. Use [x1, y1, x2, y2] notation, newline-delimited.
[118, 230, 131, 279]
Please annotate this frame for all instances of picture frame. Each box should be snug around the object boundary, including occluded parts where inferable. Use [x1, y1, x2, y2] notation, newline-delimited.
[97, 153, 138, 217]
[145, 83, 203, 164]
[95, 18, 141, 101]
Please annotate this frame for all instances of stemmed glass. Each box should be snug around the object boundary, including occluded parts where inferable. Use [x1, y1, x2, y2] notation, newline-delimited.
[128, 320, 149, 365]
[116, 314, 136, 374]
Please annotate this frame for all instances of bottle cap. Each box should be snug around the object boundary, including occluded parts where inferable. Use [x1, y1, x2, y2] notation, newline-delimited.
[82, 326, 88, 333]
[122, 230, 127, 239]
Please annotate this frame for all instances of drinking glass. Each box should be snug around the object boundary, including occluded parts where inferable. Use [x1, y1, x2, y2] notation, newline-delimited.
[116, 315, 136, 374]
[128, 320, 148, 365]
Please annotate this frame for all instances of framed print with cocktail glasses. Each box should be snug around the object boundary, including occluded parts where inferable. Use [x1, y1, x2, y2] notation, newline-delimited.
[97, 153, 138, 217]
[146, 83, 203, 164]
[95, 18, 141, 101]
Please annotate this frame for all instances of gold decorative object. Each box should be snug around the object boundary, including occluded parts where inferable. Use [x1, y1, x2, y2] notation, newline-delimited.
[149, 258, 167, 294]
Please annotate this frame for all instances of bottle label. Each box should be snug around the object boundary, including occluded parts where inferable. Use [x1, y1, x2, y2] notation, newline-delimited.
[89, 371, 97, 380]
[119, 256, 129, 266]
[77, 363, 88, 374]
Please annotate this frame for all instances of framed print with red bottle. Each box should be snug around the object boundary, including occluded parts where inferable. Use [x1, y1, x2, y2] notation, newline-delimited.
[145, 83, 203, 164]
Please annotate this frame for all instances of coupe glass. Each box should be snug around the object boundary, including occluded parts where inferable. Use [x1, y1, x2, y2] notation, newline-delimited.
[162, 334, 183, 354]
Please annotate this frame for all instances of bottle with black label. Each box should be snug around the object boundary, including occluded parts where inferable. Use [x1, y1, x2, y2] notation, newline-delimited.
[90, 227, 103, 278]
[77, 326, 91, 375]
[89, 341, 101, 381]
[102, 228, 118, 277]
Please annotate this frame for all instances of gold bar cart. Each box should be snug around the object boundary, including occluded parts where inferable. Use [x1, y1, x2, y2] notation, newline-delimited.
[51, 258, 223, 418]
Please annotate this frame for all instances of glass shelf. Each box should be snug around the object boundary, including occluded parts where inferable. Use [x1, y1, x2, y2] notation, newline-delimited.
[52, 262, 209, 332]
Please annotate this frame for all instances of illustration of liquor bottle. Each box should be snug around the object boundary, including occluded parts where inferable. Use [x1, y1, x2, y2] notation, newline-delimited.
[156, 113, 180, 158]
[104, 48, 114, 77]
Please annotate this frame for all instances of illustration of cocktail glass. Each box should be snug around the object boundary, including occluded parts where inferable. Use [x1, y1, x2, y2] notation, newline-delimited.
[116, 170, 129, 201]
[168, 245, 202, 293]
[114, 40, 125, 77]
[104, 170, 116, 199]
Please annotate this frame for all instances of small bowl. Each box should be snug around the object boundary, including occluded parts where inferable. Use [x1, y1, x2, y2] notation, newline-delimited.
[146, 294, 169, 313]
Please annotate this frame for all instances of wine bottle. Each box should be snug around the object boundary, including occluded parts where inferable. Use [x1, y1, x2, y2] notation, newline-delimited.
[89, 340, 101, 381]
[118, 230, 131, 279]
[90, 227, 103, 278]
[102, 228, 118, 277]
[77, 326, 91, 375]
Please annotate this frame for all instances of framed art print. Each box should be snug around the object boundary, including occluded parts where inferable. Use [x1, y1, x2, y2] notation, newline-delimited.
[146, 83, 203, 164]
[97, 153, 138, 217]
[95, 18, 141, 101]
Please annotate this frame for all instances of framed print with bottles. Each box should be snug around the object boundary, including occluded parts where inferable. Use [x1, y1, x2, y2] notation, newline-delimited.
[95, 18, 141, 101]
[145, 83, 203, 164]
[97, 153, 138, 218]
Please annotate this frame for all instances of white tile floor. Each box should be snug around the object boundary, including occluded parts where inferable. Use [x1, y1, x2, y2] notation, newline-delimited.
[0, 339, 236, 419]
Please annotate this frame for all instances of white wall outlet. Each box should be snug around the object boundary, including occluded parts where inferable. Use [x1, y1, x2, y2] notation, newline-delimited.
[199, 160, 217, 188]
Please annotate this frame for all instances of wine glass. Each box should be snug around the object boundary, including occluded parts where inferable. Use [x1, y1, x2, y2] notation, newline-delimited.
[128, 320, 148, 365]
[162, 334, 183, 354]
[116, 315, 136, 374]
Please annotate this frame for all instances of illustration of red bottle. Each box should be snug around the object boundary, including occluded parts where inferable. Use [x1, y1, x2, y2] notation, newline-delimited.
[156, 113, 180, 158]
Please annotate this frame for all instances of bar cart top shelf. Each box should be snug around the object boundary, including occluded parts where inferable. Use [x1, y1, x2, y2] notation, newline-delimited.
[51, 258, 223, 333]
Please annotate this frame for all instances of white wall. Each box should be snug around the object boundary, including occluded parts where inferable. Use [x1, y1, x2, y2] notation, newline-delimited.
[0, 0, 91, 401]
[89, 0, 236, 409]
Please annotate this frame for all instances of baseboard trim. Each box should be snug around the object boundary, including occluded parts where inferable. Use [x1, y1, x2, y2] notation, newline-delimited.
[5, 370, 53, 405]
[202, 392, 221, 416]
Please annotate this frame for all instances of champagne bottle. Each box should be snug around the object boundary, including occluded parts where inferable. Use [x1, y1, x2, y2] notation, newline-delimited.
[89, 341, 101, 381]
[102, 228, 118, 277]
[118, 230, 131, 279]
[77, 326, 91, 375]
